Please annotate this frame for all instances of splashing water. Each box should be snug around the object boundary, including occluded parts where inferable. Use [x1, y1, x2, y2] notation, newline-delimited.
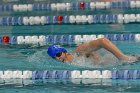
[26, 50, 86, 70]
[69, 48, 140, 68]
[26, 48, 138, 69]
[27, 50, 47, 63]
[70, 49, 120, 68]
[70, 48, 140, 68]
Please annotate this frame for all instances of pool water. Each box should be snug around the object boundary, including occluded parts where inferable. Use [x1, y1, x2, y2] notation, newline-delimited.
[0, 0, 140, 92]
[0, 41, 139, 92]
[0, 41, 140, 70]
[1, 79, 140, 93]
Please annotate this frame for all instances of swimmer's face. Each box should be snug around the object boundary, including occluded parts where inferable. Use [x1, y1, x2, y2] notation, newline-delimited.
[55, 52, 66, 62]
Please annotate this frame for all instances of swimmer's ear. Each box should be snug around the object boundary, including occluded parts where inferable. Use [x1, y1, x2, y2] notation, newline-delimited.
[137, 56, 140, 61]
[52, 57, 56, 59]
[56, 60, 65, 63]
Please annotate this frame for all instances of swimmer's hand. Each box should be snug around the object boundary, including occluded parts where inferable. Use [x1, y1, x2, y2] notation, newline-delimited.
[126, 55, 140, 63]
[132, 55, 140, 62]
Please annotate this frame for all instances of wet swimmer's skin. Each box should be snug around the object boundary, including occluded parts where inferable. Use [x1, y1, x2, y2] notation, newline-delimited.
[47, 38, 138, 64]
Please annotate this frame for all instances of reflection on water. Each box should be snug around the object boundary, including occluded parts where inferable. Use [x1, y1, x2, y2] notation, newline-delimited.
[0, 79, 140, 92]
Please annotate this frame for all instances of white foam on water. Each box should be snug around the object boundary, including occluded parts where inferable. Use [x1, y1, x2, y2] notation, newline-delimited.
[26, 48, 138, 69]
[70, 48, 140, 68]
[70, 49, 122, 68]
[27, 50, 47, 63]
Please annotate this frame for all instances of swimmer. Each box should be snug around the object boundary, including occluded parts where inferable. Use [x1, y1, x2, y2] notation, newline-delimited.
[47, 37, 139, 64]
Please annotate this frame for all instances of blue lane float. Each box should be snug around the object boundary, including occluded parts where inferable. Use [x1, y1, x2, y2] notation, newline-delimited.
[112, 70, 140, 79]
[32, 70, 71, 80]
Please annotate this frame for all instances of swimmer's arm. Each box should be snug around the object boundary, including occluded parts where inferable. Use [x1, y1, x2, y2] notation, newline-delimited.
[73, 41, 100, 53]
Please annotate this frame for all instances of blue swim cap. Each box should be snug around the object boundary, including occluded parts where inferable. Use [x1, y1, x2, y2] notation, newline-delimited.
[47, 45, 67, 58]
